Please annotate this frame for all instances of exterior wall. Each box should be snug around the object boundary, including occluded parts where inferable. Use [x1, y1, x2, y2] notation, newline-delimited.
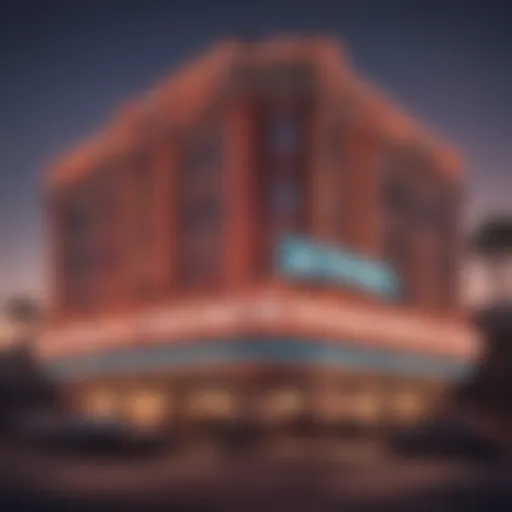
[41, 38, 473, 433]
[225, 100, 256, 290]
[46, 39, 463, 323]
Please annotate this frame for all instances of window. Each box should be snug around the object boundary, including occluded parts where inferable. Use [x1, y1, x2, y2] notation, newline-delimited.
[127, 151, 156, 297]
[323, 123, 346, 241]
[188, 136, 222, 174]
[383, 216, 411, 303]
[436, 189, 460, 309]
[61, 186, 97, 311]
[183, 197, 221, 232]
[270, 178, 300, 216]
[383, 179, 411, 213]
[256, 107, 307, 275]
[269, 118, 300, 156]
[177, 129, 224, 287]
[380, 150, 415, 304]
[95, 170, 120, 274]
[412, 177, 459, 310]
[266, 112, 305, 223]
[381, 145, 461, 310]
[58, 167, 121, 312]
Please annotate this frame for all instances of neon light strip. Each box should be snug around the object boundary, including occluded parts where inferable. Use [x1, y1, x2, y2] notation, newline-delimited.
[46, 338, 473, 382]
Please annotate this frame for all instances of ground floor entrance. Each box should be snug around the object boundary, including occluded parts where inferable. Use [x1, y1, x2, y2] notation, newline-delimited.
[63, 364, 449, 444]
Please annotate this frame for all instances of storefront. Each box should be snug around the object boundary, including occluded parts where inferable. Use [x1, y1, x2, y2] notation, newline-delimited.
[41, 288, 476, 437]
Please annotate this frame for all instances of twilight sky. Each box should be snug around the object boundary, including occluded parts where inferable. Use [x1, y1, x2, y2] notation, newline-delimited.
[0, 0, 510, 301]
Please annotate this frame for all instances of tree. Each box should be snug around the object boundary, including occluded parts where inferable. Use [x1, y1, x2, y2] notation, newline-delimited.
[3, 296, 41, 326]
[2, 296, 42, 348]
[467, 215, 512, 423]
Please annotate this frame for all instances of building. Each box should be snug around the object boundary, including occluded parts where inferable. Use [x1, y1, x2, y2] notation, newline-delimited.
[39, 37, 478, 433]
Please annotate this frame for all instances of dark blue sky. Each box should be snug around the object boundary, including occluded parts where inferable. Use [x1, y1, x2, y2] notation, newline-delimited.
[0, 0, 510, 300]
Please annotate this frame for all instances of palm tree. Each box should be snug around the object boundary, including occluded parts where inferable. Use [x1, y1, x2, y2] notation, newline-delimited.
[3, 296, 41, 349]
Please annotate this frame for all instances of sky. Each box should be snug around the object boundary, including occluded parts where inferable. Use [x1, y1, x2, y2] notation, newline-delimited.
[0, 0, 510, 301]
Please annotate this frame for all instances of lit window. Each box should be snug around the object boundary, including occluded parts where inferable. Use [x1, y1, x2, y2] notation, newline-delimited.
[84, 389, 118, 419]
[126, 390, 168, 428]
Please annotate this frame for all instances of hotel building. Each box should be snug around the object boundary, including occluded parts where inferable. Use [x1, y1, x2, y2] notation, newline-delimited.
[39, 37, 478, 433]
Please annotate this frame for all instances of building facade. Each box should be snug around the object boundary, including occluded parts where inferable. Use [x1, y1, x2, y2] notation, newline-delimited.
[39, 37, 477, 433]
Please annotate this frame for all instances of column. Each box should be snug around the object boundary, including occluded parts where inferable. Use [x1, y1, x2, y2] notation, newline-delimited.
[224, 101, 255, 289]
[344, 125, 382, 257]
[153, 139, 179, 295]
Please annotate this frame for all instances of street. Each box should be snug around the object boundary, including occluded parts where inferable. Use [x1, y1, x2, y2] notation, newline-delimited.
[1, 439, 512, 511]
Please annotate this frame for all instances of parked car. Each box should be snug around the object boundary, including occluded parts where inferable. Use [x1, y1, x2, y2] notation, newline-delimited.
[388, 416, 503, 463]
[17, 413, 166, 456]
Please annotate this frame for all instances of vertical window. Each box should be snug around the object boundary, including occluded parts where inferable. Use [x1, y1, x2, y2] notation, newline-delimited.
[381, 152, 414, 304]
[177, 129, 223, 287]
[269, 118, 300, 156]
[383, 212, 412, 303]
[436, 188, 460, 310]
[95, 169, 119, 279]
[61, 184, 98, 311]
[131, 151, 155, 296]
[270, 177, 300, 216]
[60, 170, 119, 313]
[414, 177, 459, 311]
[62, 194, 89, 311]
[257, 106, 307, 274]
[266, 112, 304, 225]
[323, 125, 346, 242]
[381, 146, 460, 311]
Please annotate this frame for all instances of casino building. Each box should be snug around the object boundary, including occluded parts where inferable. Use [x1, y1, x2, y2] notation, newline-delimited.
[40, 37, 478, 434]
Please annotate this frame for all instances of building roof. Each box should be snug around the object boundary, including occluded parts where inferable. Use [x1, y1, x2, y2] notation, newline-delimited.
[46, 36, 462, 189]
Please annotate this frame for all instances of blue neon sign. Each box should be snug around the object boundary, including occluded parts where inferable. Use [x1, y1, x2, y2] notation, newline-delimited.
[275, 235, 400, 299]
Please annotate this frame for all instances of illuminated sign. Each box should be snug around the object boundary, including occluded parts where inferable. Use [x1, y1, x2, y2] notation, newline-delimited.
[276, 235, 400, 298]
